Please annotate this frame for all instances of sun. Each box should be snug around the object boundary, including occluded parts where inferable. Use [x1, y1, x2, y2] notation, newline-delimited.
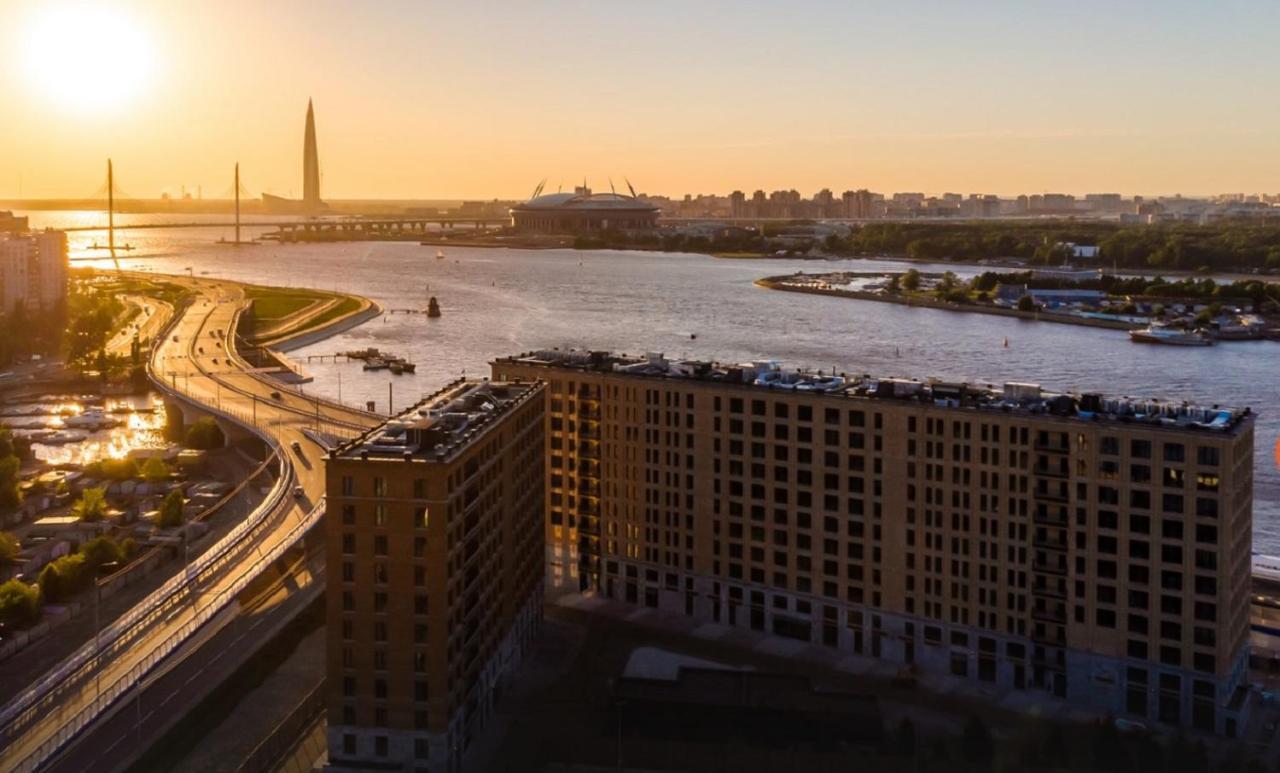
[21, 3, 154, 115]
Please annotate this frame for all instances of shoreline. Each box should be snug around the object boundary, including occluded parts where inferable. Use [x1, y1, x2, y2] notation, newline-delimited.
[754, 275, 1140, 331]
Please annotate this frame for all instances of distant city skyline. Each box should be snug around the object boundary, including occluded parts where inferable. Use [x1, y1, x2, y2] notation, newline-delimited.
[4, 0, 1280, 199]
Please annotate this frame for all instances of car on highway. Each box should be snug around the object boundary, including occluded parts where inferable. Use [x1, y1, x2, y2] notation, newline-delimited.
[293, 485, 305, 498]
[291, 441, 303, 455]
[271, 391, 283, 400]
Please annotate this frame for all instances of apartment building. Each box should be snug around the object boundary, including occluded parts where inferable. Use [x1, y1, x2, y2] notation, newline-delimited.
[325, 380, 546, 772]
[0, 230, 67, 314]
[492, 350, 1254, 736]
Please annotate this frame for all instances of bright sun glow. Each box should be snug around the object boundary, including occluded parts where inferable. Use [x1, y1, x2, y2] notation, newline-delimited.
[22, 3, 154, 115]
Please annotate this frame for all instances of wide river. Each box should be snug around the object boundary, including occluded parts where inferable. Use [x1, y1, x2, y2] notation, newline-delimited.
[21, 212, 1280, 552]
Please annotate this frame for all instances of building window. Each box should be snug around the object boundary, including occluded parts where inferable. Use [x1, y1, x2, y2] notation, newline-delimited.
[374, 505, 387, 526]
[373, 477, 387, 497]
[341, 476, 354, 496]
[375, 736, 388, 757]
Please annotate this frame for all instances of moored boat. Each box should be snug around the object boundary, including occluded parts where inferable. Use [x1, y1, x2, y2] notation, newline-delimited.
[1129, 325, 1214, 346]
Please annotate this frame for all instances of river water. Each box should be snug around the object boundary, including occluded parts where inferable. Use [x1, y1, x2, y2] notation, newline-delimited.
[21, 211, 1280, 552]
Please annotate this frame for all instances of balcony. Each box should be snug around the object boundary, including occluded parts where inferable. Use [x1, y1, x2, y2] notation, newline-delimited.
[1034, 440, 1070, 455]
[1033, 536, 1068, 552]
[1033, 607, 1067, 625]
[1033, 557, 1069, 576]
[1033, 487, 1069, 504]
[1033, 464, 1070, 479]
[1033, 510, 1068, 528]
[1032, 582, 1067, 599]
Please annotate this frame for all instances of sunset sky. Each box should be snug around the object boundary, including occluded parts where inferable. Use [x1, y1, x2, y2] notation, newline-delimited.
[3, 0, 1279, 200]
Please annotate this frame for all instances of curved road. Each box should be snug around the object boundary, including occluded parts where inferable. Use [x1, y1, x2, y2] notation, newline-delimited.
[0, 276, 380, 772]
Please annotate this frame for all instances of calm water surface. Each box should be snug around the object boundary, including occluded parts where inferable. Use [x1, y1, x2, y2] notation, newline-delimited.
[24, 212, 1280, 552]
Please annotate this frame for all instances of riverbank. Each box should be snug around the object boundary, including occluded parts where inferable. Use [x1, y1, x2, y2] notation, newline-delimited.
[754, 274, 1140, 331]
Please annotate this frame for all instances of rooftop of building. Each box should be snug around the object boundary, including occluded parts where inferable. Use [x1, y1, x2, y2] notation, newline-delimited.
[331, 379, 541, 463]
[513, 191, 660, 212]
[495, 349, 1253, 436]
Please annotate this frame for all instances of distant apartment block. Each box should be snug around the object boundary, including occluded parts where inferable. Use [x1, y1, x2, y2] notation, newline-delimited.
[0, 211, 29, 233]
[324, 380, 545, 772]
[0, 229, 67, 314]
[492, 350, 1254, 736]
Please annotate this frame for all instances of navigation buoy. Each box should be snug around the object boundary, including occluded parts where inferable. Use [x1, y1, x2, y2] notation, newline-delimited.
[427, 297, 442, 318]
[1003, 337, 1009, 348]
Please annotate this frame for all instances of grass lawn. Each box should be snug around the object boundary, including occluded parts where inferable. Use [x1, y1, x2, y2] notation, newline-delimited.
[299, 295, 360, 329]
[244, 286, 329, 320]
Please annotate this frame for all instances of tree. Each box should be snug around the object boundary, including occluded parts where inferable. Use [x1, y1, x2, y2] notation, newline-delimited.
[79, 536, 123, 571]
[0, 455, 19, 511]
[71, 488, 108, 523]
[157, 488, 185, 528]
[141, 457, 171, 483]
[1017, 294, 1037, 312]
[1040, 724, 1069, 767]
[901, 269, 922, 292]
[961, 715, 994, 765]
[0, 579, 41, 627]
[0, 427, 20, 511]
[38, 553, 89, 602]
[96, 458, 138, 482]
[893, 716, 916, 757]
[185, 417, 224, 450]
[0, 531, 18, 564]
[1090, 719, 1127, 772]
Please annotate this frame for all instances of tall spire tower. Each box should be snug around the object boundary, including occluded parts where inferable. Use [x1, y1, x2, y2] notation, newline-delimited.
[303, 98, 321, 208]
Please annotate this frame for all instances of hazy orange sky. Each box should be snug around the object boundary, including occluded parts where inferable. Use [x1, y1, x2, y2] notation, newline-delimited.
[3, 0, 1279, 200]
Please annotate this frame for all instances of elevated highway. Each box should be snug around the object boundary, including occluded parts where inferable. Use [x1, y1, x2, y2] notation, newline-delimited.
[0, 276, 381, 772]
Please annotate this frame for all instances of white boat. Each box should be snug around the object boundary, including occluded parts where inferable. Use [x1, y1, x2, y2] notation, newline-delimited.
[1129, 325, 1214, 347]
[63, 409, 116, 430]
[1253, 553, 1280, 585]
[41, 429, 89, 444]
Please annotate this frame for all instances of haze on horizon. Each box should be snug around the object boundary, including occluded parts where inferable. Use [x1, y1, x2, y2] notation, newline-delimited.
[2, 0, 1279, 201]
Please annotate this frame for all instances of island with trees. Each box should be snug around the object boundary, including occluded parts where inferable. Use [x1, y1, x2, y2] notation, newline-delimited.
[757, 268, 1280, 339]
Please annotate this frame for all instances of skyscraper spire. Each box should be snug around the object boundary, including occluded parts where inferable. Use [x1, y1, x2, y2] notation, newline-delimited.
[303, 98, 321, 207]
